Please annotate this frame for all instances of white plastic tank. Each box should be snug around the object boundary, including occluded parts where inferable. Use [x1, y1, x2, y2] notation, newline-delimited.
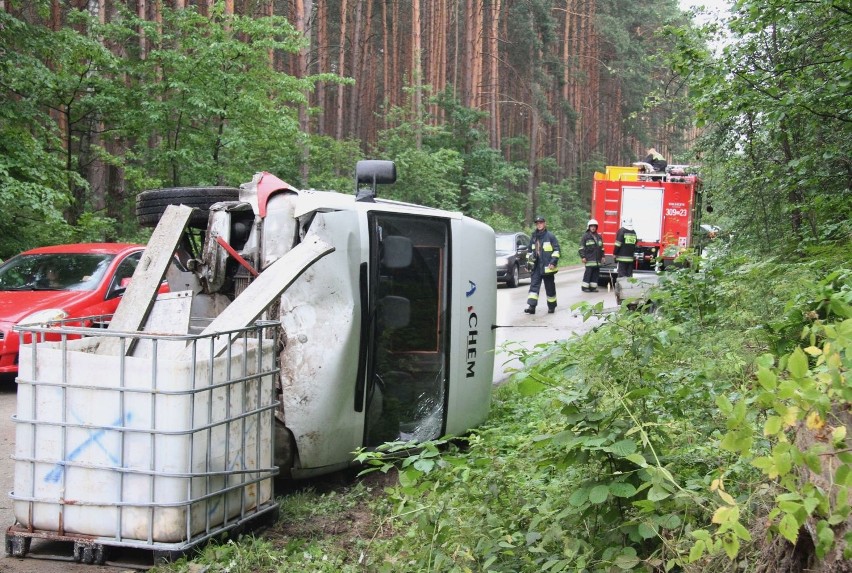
[12, 329, 277, 544]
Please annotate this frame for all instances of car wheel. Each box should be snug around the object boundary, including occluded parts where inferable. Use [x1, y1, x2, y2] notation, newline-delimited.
[507, 264, 520, 288]
[136, 187, 241, 228]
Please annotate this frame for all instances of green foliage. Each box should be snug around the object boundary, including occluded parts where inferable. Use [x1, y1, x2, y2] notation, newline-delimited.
[303, 136, 364, 191]
[383, 147, 465, 210]
[600, 0, 695, 158]
[374, 92, 532, 224]
[150, 535, 358, 573]
[0, 10, 100, 252]
[667, 0, 852, 250]
[348, 255, 761, 570]
[121, 5, 312, 188]
[708, 270, 852, 563]
[145, 242, 849, 572]
[342, 252, 847, 572]
[0, 4, 358, 252]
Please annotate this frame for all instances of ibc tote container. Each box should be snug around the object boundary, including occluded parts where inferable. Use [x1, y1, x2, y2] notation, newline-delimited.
[10, 319, 279, 551]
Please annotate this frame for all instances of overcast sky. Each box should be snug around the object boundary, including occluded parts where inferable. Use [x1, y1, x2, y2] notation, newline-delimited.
[679, 0, 732, 24]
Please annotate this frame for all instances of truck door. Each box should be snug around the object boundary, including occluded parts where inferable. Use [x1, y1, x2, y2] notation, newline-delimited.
[364, 213, 449, 446]
[622, 186, 664, 245]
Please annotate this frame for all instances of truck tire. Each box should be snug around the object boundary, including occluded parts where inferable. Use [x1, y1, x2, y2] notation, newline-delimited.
[136, 186, 241, 228]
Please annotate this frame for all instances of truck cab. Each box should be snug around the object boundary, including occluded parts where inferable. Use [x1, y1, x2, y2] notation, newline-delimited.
[143, 161, 497, 478]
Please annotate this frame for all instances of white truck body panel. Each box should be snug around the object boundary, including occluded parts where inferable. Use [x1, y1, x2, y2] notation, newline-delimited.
[262, 189, 496, 476]
[19, 163, 497, 482]
[278, 210, 367, 472]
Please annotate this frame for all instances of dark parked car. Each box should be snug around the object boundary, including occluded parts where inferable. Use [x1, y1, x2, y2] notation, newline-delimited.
[495, 232, 531, 288]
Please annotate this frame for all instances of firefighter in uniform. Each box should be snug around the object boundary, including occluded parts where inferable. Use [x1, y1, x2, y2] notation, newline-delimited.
[579, 219, 604, 292]
[524, 216, 560, 315]
[643, 148, 668, 172]
[613, 217, 638, 279]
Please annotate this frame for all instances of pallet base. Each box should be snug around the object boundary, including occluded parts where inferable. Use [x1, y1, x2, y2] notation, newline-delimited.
[5, 504, 279, 567]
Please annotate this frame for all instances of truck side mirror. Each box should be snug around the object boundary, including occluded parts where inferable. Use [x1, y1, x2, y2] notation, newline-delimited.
[355, 160, 397, 202]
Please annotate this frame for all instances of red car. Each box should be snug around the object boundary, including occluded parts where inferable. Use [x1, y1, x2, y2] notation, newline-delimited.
[0, 243, 156, 376]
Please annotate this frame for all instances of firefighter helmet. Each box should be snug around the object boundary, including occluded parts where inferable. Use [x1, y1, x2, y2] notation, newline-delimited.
[534, 215, 546, 223]
[587, 219, 599, 228]
[622, 217, 634, 230]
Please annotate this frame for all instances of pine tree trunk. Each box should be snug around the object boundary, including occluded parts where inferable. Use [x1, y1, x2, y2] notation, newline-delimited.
[471, 0, 482, 110]
[393, 0, 401, 112]
[295, 0, 311, 186]
[526, 93, 539, 225]
[453, 0, 460, 101]
[412, 0, 422, 148]
[381, 0, 389, 130]
[437, 0, 448, 121]
[559, 0, 571, 177]
[488, 0, 500, 149]
[348, 0, 363, 141]
[463, 0, 473, 107]
[361, 0, 375, 145]
[317, 0, 328, 136]
[336, 0, 349, 141]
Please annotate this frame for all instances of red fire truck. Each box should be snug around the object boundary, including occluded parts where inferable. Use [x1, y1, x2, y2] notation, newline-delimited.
[591, 164, 703, 285]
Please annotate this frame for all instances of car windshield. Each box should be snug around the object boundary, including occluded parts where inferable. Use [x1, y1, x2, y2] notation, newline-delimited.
[495, 235, 517, 253]
[0, 253, 114, 291]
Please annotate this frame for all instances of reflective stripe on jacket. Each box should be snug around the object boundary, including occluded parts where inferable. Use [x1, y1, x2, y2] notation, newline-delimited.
[578, 231, 604, 266]
[529, 229, 560, 272]
[613, 227, 638, 262]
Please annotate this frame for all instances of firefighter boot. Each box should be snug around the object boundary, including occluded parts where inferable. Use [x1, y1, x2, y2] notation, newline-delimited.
[524, 306, 536, 314]
[548, 306, 556, 314]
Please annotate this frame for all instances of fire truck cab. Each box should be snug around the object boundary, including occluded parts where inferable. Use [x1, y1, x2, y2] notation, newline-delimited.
[591, 164, 702, 285]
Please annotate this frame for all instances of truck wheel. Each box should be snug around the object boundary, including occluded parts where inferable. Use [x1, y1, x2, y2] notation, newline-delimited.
[274, 421, 296, 479]
[136, 186, 241, 228]
[507, 264, 520, 288]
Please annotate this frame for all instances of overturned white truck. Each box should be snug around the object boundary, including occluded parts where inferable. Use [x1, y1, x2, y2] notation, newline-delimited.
[7, 161, 496, 561]
[138, 160, 497, 478]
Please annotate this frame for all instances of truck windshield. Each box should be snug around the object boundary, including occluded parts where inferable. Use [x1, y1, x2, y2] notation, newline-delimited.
[365, 213, 450, 447]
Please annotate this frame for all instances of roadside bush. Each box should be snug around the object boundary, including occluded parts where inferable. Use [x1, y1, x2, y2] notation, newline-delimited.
[151, 246, 849, 573]
[355, 249, 849, 571]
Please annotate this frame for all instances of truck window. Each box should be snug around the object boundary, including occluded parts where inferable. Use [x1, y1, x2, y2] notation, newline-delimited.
[365, 214, 449, 446]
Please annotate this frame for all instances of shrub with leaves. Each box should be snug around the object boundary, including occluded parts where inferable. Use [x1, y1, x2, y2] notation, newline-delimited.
[704, 270, 851, 567]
